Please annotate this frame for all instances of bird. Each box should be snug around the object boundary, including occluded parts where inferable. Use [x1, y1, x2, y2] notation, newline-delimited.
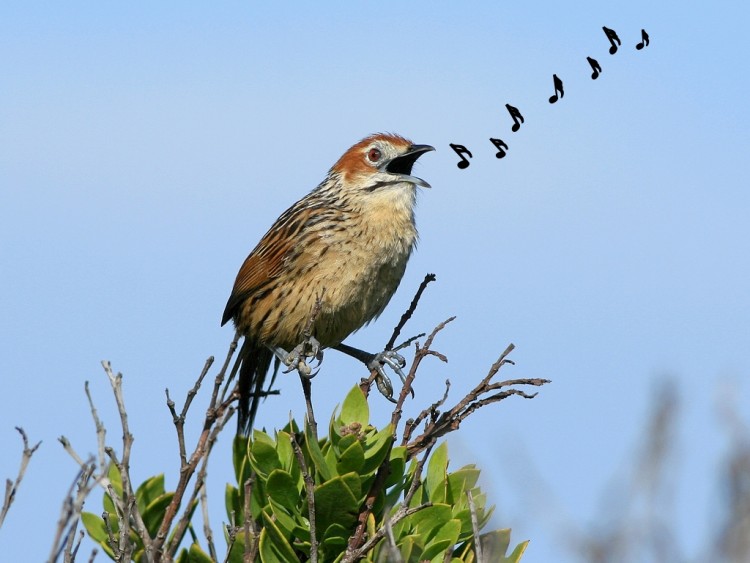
[222, 133, 434, 434]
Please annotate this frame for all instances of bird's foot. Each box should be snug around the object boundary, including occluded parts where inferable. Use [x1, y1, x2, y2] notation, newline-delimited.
[367, 350, 408, 403]
[281, 335, 323, 378]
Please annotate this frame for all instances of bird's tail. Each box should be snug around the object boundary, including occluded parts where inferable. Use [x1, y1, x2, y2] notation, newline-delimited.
[233, 338, 277, 435]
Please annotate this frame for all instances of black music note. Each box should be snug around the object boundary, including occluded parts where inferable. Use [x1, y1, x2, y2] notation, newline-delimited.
[490, 138, 509, 159]
[636, 29, 650, 50]
[449, 143, 473, 169]
[587, 56, 602, 80]
[602, 26, 621, 54]
[505, 103, 524, 132]
[548, 74, 564, 103]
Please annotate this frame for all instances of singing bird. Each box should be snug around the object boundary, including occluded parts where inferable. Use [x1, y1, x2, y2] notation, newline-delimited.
[222, 133, 434, 433]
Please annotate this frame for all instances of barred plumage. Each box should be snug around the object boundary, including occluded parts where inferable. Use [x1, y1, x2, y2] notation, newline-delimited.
[222, 133, 434, 433]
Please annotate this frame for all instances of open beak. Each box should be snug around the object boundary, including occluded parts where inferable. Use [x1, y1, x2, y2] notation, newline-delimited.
[382, 144, 435, 188]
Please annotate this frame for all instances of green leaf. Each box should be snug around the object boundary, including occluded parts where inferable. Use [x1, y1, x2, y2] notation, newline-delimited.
[275, 430, 294, 472]
[185, 542, 213, 563]
[314, 475, 359, 537]
[405, 503, 453, 538]
[422, 519, 461, 561]
[226, 531, 253, 563]
[339, 471, 362, 501]
[426, 441, 449, 504]
[233, 435, 251, 486]
[107, 462, 123, 498]
[447, 466, 480, 504]
[260, 510, 298, 561]
[336, 439, 365, 475]
[268, 498, 299, 538]
[336, 433, 359, 455]
[305, 423, 332, 481]
[225, 484, 242, 525]
[420, 538, 453, 561]
[479, 528, 510, 559]
[266, 469, 300, 512]
[142, 491, 174, 537]
[103, 493, 116, 519]
[504, 539, 529, 563]
[361, 424, 394, 474]
[135, 474, 165, 514]
[250, 432, 281, 478]
[397, 535, 419, 562]
[339, 385, 369, 426]
[81, 512, 107, 543]
[320, 522, 349, 547]
[385, 446, 407, 488]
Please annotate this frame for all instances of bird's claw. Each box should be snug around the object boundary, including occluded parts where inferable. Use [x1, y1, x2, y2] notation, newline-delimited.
[368, 350, 408, 402]
[283, 336, 323, 378]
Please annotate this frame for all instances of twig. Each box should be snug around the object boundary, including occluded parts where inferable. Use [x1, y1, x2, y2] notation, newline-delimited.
[200, 479, 218, 562]
[295, 294, 325, 441]
[292, 434, 318, 562]
[346, 319, 453, 557]
[467, 490, 483, 563]
[403, 344, 550, 459]
[47, 464, 97, 563]
[343, 444, 434, 562]
[158, 338, 240, 560]
[64, 529, 85, 563]
[101, 361, 146, 561]
[390, 318, 455, 431]
[299, 375, 318, 442]
[360, 275, 435, 397]
[403, 380, 451, 445]
[166, 356, 215, 468]
[243, 476, 259, 563]
[386, 273, 436, 351]
[0, 427, 41, 529]
[84, 382, 108, 473]
[344, 503, 432, 562]
[384, 512, 403, 563]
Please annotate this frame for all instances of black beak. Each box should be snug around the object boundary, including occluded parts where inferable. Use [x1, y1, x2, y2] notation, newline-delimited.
[383, 144, 435, 188]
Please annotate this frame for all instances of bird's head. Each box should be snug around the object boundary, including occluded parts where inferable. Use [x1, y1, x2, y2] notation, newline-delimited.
[330, 133, 435, 192]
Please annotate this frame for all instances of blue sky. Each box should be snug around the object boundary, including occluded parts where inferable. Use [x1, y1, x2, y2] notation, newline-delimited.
[2, 1, 749, 561]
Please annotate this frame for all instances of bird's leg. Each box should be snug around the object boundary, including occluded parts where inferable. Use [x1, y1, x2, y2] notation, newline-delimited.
[269, 335, 323, 379]
[333, 343, 408, 402]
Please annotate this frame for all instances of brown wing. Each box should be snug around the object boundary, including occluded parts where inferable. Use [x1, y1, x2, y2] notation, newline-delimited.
[221, 219, 296, 326]
[221, 194, 333, 326]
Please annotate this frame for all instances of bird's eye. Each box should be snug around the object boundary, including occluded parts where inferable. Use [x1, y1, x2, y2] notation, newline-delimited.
[367, 147, 382, 163]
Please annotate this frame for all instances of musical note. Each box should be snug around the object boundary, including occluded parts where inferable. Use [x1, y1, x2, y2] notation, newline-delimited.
[449, 143, 473, 169]
[587, 56, 602, 80]
[490, 138, 509, 159]
[548, 74, 565, 103]
[602, 26, 621, 54]
[505, 103, 524, 132]
[636, 29, 650, 50]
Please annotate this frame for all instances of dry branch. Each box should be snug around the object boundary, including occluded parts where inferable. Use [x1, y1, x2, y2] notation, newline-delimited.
[0, 427, 41, 530]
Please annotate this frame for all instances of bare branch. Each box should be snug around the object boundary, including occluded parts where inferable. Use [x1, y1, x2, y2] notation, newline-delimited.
[386, 273, 436, 351]
[0, 427, 41, 529]
[403, 343, 550, 459]
[243, 477, 259, 563]
[47, 464, 97, 563]
[467, 490, 483, 563]
[292, 434, 317, 562]
[200, 477, 218, 562]
[84, 382, 108, 472]
[158, 338, 240, 559]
